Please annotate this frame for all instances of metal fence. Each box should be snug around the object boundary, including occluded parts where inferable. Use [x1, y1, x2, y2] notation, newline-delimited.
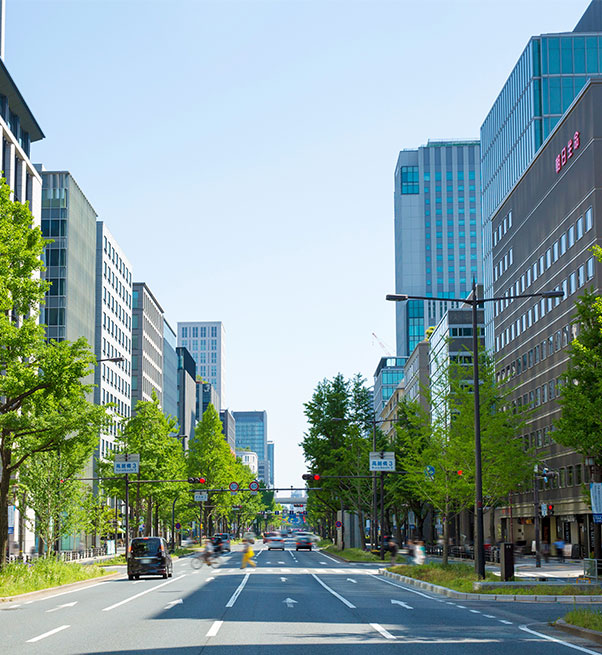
[6, 546, 107, 564]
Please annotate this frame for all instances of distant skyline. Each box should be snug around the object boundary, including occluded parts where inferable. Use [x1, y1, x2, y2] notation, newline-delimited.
[6, 0, 591, 487]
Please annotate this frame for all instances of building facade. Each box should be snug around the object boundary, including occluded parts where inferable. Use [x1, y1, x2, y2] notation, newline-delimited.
[267, 440, 274, 487]
[403, 339, 431, 413]
[233, 411, 268, 482]
[236, 450, 259, 476]
[394, 140, 482, 356]
[176, 346, 196, 450]
[95, 222, 133, 459]
[480, 0, 602, 350]
[492, 78, 602, 554]
[177, 321, 225, 408]
[373, 356, 407, 420]
[220, 410, 236, 452]
[131, 282, 164, 410]
[198, 381, 219, 420]
[162, 319, 178, 423]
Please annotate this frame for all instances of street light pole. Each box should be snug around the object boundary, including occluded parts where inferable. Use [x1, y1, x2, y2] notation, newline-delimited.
[386, 284, 563, 579]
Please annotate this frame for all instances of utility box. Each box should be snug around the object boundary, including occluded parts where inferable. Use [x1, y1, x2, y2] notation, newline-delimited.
[500, 542, 514, 581]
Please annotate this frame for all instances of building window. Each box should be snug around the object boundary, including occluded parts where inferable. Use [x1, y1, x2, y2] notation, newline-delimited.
[577, 215, 584, 240]
[568, 224, 575, 248]
[587, 257, 595, 280]
[400, 166, 419, 194]
[586, 206, 593, 231]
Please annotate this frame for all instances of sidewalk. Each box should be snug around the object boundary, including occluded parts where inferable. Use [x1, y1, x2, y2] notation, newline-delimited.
[427, 554, 585, 579]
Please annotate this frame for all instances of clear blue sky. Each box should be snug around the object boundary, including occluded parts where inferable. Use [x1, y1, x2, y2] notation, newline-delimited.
[7, 0, 591, 488]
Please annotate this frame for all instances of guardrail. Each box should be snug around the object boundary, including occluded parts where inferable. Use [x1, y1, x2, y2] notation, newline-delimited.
[6, 546, 107, 564]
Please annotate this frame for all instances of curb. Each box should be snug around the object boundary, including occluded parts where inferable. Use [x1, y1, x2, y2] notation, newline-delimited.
[0, 570, 121, 603]
[556, 619, 602, 645]
[379, 569, 602, 603]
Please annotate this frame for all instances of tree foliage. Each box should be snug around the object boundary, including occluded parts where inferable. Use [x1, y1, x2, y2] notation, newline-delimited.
[0, 179, 108, 566]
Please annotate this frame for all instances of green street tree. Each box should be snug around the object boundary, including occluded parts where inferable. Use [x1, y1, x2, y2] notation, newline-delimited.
[0, 179, 107, 566]
[100, 392, 185, 537]
[554, 247, 602, 556]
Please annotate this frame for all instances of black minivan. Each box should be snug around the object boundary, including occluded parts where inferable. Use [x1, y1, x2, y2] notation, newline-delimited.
[127, 536, 173, 580]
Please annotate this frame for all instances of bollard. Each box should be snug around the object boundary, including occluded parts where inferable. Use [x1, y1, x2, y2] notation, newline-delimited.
[500, 542, 514, 581]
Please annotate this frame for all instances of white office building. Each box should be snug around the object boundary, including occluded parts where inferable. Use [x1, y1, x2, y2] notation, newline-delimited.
[178, 321, 225, 407]
[94, 222, 133, 458]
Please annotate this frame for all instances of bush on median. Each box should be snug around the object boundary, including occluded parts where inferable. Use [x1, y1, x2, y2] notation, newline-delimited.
[321, 545, 382, 562]
[0, 557, 108, 597]
[564, 609, 602, 632]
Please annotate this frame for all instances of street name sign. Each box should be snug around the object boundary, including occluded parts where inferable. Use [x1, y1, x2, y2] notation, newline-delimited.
[114, 453, 140, 474]
[194, 492, 208, 502]
[369, 451, 395, 472]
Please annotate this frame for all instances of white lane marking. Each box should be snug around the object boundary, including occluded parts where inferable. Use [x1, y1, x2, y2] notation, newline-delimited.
[370, 623, 396, 640]
[283, 597, 298, 608]
[225, 573, 251, 608]
[26, 625, 70, 643]
[46, 601, 77, 613]
[333, 569, 346, 573]
[318, 552, 340, 564]
[370, 574, 435, 600]
[278, 561, 285, 564]
[446, 602, 456, 605]
[102, 575, 185, 611]
[456, 605, 466, 608]
[519, 624, 602, 654]
[2, 604, 21, 610]
[483, 614, 496, 618]
[207, 577, 215, 582]
[500, 620, 513, 625]
[319, 561, 328, 565]
[280, 577, 288, 582]
[347, 578, 357, 583]
[164, 598, 183, 610]
[266, 561, 272, 564]
[469, 609, 481, 614]
[391, 599, 413, 609]
[206, 620, 223, 637]
[26, 580, 113, 604]
[312, 574, 356, 608]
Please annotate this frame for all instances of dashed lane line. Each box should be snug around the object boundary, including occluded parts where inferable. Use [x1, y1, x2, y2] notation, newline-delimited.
[312, 574, 356, 609]
[102, 575, 186, 612]
[469, 609, 481, 614]
[370, 623, 396, 640]
[26, 625, 70, 643]
[206, 620, 223, 637]
[369, 574, 435, 600]
[225, 573, 251, 608]
[499, 620, 513, 625]
[318, 552, 341, 564]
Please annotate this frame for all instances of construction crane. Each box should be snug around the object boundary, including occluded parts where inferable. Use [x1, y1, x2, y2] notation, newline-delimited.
[371, 332, 394, 356]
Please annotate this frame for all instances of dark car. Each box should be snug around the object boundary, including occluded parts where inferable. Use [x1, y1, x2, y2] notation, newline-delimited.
[211, 533, 231, 552]
[127, 536, 173, 580]
[295, 536, 313, 551]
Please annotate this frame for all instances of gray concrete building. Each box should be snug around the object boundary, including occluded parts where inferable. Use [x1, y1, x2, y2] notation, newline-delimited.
[131, 282, 164, 411]
[220, 409, 236, 453]
[176, 346, 196, 450]
[403, 339, 431, 414]
[162, 319, 178, 424]
[492, 78, 602, 555]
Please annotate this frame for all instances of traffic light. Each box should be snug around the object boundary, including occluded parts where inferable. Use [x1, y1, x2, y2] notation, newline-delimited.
[302, 473, 320, 481]
[187, 477, 206, 484]
[548, 504, 554, 516]
[457, 470, 463, 476]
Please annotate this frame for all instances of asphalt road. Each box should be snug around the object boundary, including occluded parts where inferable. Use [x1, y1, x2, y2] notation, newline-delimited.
[2, 539, 602, 655]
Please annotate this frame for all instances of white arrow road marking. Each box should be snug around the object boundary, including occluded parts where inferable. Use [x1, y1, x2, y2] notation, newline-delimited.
[370, 623, 396, 640]
[226, 573, 250, 608]
[206, 577, 215, 582]
[346, 578, 357, 583]
[27, 625, 70, 643]
[164, 599, 183, 610]
[280, 577, 287, 582]
[391, 599, 413, 610]
[206, 620, 223, 637]
[102, 575, 185, 611]
[46, 601, 78, 613]
[319, 561, 328, 565]
[312, 574, 355, 608]
[283, 598, 298, 608]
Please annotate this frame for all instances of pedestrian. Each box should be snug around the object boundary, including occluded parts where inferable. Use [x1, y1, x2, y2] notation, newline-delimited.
[405, 539, 414, 562]
[554, 538, 566, 562]
[240, 538, 256, 569]
[388, 538, 399, 565]
[414, 540, 426, 566]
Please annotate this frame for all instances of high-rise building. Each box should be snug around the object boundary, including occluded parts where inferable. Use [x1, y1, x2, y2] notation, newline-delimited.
[176, 346, 196, 450]
[131, 282, 164, 410]
[267, 440, 274, 487]
[480, 0, 602, 350]
[233, 411, 268, 482]
[492, 78, 601, 552]
[373, 356, 407, 420]
[95, 222, 133, 458]
[41, 171, 96, 348]
[198, 381, 219, 420]
[220, 409, 236, 452]
[394, 140, 482, 356]
[162, 319, 178, 423]
[177, 321, 225, 407]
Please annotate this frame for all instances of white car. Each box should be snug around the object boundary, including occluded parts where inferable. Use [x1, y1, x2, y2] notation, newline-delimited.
[266, 535, 285, 550]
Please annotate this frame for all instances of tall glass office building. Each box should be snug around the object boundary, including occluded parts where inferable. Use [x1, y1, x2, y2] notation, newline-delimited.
[480, 0, 602, 349]
[233, 411, 267, 482]
[394, 140, 482, 356]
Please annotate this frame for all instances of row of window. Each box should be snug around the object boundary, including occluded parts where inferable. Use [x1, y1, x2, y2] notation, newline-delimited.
[101, 388, 131, 421]
[493, 210, 513, 247]
[101, 363, 131, 398]
[424, 207, 478, 216]
[102, 312, 131, 354]
[103, 236, 132, 285]
[496, 207, 593, 313]
[181, 338, 218, 352]
[494, 248, 513, 282]
[181, 325, 219, 338]
[103, 286, 131, 330]
[423, 170, 477, 182]
[103, 261, 132, 309]
[495, 257, 595, 352]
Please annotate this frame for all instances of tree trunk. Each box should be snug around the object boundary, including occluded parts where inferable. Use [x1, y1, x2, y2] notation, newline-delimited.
[0, 458, 11, 568]
[594, 466, 602, 559]
[442, 500, 450, 566]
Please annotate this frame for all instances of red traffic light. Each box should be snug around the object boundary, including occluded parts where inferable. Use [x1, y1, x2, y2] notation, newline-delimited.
[302, 473, 320, 481]
[313, 474, 320, 481]
[457, 470, 463, 476]
[199, 477, 206, 484]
